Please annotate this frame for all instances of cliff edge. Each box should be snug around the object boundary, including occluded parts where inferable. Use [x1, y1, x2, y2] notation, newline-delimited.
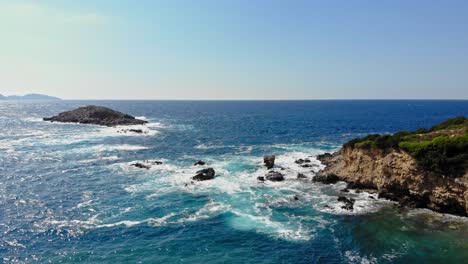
[316, 117, 468, 216]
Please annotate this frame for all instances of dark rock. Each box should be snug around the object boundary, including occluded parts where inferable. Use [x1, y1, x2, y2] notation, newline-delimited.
[131, 163, 151, 169]
[263, 155, 275, 169]
[300, 164, 313, 168]
[118, 128, 146, 134]
[257, 176, 265, 182]
[338, 196, 355, 210]
[192, 168, 216, 181]
[147, 160, 163, 165]
[194, 160, 206, 166]
[295, 158, 311, 164]
[266, 171, 284, 181]
[293, 195, 299, 200]
[340, 188, 349, 193]
[313, 173, 340, 184]
[129, 129, 144, 133]
[43, 105, 147, 126]
[297, 173, 308, 179]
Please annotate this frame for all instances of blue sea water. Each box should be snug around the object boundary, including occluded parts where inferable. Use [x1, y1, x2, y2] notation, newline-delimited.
[1, 100, 467, 264]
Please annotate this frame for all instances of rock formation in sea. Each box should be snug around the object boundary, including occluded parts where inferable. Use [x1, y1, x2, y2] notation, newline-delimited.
[263, 155, 275, 169]
[43, 105, 147, 126]
[316, 116, 468, 216]
[192, 168, 216, 181]
[266, 171, 284, 181]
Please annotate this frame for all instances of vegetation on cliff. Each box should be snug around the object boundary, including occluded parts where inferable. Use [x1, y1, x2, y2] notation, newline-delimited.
[344, 116, 468, 177]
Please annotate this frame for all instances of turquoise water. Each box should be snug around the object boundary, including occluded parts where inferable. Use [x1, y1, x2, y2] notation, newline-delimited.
[1, 100, 467, 263]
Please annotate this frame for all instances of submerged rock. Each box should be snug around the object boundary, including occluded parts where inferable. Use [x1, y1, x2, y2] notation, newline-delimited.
[131, 162, 151, 169]
[192, 168, 216, 181]
[263, 155, 275, 169]
[295, 158, 311, 164]
[297, 173, 308, 179]
[147, 160, 163, 165]
[338, 196, 355, 210]
[266, 171, 284, 181]
[43, 105, 147, 126]
[257, 176, 265, 182]
[130, 160, 162, 169]
[194, 160, 206, 166]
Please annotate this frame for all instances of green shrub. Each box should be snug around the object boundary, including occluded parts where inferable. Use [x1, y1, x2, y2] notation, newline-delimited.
[430, 116, 468, 131]
[399, 134, 468, 177]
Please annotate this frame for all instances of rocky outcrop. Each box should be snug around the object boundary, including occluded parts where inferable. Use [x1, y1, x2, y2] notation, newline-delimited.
[266, 171, 284, 181]
[263, 155, 275, 169]
[317, 147, 468, 216]
[312, 172, 340, 184]
[192, 168, 216, 181]
[44, 105, 147, 126]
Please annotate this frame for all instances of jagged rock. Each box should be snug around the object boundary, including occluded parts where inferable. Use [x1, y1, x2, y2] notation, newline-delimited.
[312, 173, 340, 184]
[194, 160, 206, 166]
[338, 196, 355, 210]
[263, 155, 275, 169]
[147, 160, 163, 165]
[43, 105, 147, 126]
[266, 171, 284, 181]
[257, 176, 265, 182]
[297, 173, 308, 179]
[300, 164, 313, 168]
[293, 195, 299, 200]
[192, 168, 215, 181]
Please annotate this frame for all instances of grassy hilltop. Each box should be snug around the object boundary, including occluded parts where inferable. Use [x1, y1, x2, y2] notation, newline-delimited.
[344, 117, 468, 177]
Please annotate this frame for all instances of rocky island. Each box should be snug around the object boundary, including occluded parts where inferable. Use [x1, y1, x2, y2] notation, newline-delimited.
[43, 105, 147, 126]
[316, 116, 468, 217]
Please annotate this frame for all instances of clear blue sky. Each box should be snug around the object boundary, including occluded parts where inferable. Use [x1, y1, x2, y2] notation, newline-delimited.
[1, 0, 467, 99]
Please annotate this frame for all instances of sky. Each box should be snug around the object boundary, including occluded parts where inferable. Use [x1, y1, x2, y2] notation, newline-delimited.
[1, 0, 467, 100]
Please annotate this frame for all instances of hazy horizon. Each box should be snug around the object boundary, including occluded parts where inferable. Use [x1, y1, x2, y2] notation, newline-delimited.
[1, 1, 468, 100]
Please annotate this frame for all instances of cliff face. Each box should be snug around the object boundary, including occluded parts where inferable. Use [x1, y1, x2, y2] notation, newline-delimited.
[318, 147, 468, 216]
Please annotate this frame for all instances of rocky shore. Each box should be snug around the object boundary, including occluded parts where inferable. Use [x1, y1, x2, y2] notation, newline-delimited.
[44, 105, 147, 126]
[316, 117, 468, 217]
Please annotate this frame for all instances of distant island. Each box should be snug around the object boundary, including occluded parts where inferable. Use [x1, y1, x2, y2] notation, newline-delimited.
[0, 93, 61, 100]
[44, 105, 147, 126]
[316, 116, 468, 217]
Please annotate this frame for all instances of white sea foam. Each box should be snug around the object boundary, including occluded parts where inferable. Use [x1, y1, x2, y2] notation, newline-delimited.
[43, 149, 403, 242]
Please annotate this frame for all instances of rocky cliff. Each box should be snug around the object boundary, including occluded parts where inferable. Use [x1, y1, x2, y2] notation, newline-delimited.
[316, 117, 468, 217]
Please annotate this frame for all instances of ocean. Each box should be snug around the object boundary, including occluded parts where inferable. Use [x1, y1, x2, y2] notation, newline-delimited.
[1, 100, 467, 263]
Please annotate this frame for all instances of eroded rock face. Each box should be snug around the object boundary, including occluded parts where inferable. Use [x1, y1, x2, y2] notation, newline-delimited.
[43, 105, 147, 126]
[263, 155, 275, 169]
[317, 147, 468, 217]
[193, 168, 215, 181]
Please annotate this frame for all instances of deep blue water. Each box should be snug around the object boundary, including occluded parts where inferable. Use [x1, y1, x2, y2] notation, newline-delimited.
[1, 100, 467, 263]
